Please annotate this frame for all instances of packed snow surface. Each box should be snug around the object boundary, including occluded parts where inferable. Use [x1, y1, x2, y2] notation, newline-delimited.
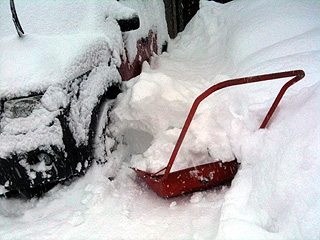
[1, 0, 319, 239]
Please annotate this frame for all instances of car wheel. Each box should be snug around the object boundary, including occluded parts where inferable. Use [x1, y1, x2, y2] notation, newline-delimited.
[89, 85, 121, 164]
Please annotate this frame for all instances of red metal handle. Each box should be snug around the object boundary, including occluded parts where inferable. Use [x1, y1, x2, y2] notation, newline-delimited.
[162, 70, 305, 180]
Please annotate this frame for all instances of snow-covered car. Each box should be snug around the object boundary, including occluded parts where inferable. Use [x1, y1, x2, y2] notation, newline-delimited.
[0, 0, 168, 197]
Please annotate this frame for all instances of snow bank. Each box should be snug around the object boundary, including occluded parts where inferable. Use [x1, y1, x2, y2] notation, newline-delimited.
[109, 0, 320, 238]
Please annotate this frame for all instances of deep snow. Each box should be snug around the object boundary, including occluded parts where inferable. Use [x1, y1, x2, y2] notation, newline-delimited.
[1, 0, 319, 239]
[0, 0, 167, 98]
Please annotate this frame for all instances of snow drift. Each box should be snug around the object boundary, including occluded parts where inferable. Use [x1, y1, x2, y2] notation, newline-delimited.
[110, 0, 320, 238]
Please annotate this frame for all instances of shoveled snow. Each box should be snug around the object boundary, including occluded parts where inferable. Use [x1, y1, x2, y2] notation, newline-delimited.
[0, 0, 319, 239]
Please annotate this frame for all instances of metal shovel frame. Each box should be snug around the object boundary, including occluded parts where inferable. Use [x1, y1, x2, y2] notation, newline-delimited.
[132, 70, 305, 198]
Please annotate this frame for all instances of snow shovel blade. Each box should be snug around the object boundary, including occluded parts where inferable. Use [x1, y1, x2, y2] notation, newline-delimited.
[132, 160, 239, 198]
[133, 70, 305, 198]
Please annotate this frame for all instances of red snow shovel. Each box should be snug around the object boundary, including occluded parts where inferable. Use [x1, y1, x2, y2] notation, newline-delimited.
[132, 70, 305, 198]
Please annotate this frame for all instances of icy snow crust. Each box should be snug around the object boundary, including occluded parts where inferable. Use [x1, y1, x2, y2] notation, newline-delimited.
[0, 0, 319, 239]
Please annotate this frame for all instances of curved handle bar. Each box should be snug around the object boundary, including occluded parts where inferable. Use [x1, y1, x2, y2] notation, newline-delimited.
[162, 70, 305, 180]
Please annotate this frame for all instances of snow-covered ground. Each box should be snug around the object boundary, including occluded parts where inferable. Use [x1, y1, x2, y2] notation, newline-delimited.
[1, 0, 319, 239]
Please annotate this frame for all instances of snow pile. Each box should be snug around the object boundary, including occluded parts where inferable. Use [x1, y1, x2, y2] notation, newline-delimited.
[109, 0, 320, 238]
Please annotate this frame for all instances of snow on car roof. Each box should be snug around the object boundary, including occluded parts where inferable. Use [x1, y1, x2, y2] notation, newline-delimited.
[0, 0, 123, 98]
[0, 0, 139, 36]
[0, 0, 168, 98]
[0, 33, 116, 98]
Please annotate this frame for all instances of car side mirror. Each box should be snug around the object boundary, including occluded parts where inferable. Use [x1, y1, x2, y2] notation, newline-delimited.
[117, 15, 140, 32]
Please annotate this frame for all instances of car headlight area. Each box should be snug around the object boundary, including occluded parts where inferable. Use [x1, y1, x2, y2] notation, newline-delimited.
[3, 95, 42, 119]
[0, 93, 75, 196]
[0, 105, 66, 196]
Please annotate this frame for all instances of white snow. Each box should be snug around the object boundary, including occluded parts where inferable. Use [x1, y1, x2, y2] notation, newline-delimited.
[0, 111, 64, 159]
[0, 0, 319, 239]
[0, 1, 118, 98]
[68, 62, 121, 146]
[0, 0, 167, 98]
